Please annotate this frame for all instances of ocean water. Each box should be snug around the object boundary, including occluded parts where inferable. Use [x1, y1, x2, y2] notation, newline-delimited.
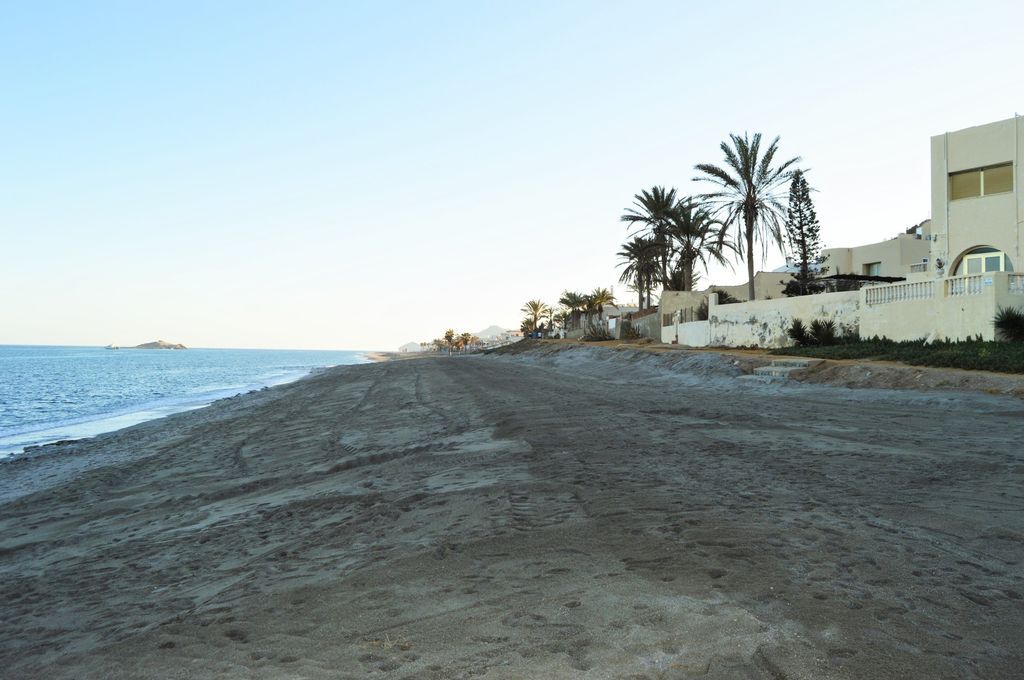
[0, 345, 369, 457]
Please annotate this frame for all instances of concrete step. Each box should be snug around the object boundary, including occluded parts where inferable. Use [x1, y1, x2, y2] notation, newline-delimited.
[766, 358, 822, 368]
[749, 358, 822, 381]
[753, 365, 801, 378]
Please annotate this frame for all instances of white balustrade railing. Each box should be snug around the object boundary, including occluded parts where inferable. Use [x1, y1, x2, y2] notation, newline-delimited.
[910, 262, 928, 273]
[945, 275, 984, 297]
[863, 280, 935, 305]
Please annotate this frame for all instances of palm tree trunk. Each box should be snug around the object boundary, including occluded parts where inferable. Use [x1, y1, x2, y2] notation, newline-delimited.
[745, 219, 756, 301]
[657, 232, 668, 287]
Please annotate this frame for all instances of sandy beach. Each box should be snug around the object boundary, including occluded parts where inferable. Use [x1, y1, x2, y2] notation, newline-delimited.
[2, 343, 1023, 678]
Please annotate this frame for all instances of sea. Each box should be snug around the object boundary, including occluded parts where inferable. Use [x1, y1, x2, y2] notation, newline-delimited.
[0, 345, 369, 457]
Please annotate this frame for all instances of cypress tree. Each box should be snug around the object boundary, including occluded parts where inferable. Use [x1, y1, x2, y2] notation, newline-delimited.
[783, 170, 824, 296]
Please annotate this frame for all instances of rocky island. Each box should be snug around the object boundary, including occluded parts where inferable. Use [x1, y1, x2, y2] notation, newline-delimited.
[105, 340, 187, 350]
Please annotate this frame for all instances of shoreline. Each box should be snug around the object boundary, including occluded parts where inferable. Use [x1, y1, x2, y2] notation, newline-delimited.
[0, 361, 362, 504]
[0, 355, 372, 461]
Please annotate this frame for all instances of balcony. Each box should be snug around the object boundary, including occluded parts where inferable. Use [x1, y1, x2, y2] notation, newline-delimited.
[860, 272, 1024, 341]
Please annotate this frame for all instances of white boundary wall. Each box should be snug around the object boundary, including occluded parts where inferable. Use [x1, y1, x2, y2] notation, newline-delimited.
[661, 320, 710, 346]
[708, 291, 861, 347]
[652, 273, 1024, 348]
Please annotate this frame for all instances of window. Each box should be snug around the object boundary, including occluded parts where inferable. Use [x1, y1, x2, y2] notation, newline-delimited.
[949, 163, 1013, 200]
[864, 262, 881, 276]
[950, 170, 981, 199]
[954, 247, 1014, 275]
[985, 163, 1013, 194]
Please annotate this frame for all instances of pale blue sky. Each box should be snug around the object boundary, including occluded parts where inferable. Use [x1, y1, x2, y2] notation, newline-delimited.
[2, 1, 1021, 349]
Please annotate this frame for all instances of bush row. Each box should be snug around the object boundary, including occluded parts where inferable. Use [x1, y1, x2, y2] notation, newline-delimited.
[776, 336, 1024, 374]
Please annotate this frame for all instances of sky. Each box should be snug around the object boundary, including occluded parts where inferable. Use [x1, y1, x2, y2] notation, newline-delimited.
[2, 1, 1022, 350]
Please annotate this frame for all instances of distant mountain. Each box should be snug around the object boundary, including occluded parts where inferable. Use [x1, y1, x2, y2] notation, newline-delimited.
[106, 340, 187, 350]
[475, 325, 510, 340]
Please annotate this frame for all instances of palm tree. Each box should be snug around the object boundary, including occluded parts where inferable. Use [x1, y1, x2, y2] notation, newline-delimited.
[663, 198, 735, 292]
[590, 287, 617, 321]
[694, 133, 801, 300]
[558, 291, 585, 330]
[620, 186, 678, 286]
[521, 299, 549, 334]
[443, 329, 456, 355]
[459, 332, 473, 352]
[617, 236, 660, 309]
[580, 294, 597, 327]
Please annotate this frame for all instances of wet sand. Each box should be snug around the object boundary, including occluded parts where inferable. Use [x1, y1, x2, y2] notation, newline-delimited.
[1, 345, 1023, 678]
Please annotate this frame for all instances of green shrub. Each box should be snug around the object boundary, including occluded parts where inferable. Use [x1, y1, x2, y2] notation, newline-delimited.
[839, 324, 860, 344]
[787, 319, 811, 347]
[781, 279, 826, 297]
[620, 320, 643, 340]
[994, 306, 1024, 342]
[809, 318, 838, 346]
[582, 323, 614, 341]
[789, 318, 845, 347]
[776, 336, 1024, 374]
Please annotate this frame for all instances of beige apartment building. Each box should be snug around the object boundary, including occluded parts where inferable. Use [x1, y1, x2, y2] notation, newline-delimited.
[856, 115, 1024, 341]
[826, 115, 1024, 343]
[929, 116, 1022, 278]
[822, 221, 931, 278]
[816, 116, 1021, 281]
